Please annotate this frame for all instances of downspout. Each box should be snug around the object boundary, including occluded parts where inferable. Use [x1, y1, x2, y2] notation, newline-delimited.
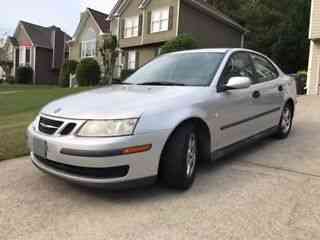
[241, 33, 245, 48]
[33, 46, 36, 85]
[176, 0, 180, 36]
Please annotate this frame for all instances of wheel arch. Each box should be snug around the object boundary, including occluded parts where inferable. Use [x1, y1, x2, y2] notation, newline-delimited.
[285, 98, 295, 117]
[159, 117, 212, 167]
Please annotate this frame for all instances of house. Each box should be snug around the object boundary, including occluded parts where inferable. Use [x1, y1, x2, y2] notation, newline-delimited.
[108, 0, 247, 71]
[307, 0, 320, 95]
[0, 37, 17, 80]
[68, 8, 115, 76]
[10, 21, 70, 84]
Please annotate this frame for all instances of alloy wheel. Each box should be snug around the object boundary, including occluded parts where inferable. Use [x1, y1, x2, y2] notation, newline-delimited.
[281, 105, 292, 134]
[186, 133, 197, 178]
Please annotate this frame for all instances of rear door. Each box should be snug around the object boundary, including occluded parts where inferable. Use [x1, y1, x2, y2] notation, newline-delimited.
[249, 53, 284, 132]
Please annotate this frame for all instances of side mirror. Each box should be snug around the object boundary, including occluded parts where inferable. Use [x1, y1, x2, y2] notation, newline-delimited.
[224, 76, 251, 90]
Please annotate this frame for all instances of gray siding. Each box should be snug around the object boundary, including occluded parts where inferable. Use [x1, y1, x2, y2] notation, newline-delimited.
[35, 47, 59, 85]
[179, 1, 242, 48]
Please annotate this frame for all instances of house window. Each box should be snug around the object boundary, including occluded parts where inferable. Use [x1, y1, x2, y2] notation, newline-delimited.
[81, 39, 96, 58]
[128, 51, 136, 70]
[151, 7, 169, 33]
[124, 16, 139, 38]
[19, 46, 31, 66]
[25, 48, 31, 65]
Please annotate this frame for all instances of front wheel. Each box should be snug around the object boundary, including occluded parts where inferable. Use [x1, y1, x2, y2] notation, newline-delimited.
[275, 103, 293, 139]
[160, 124, 198, 190]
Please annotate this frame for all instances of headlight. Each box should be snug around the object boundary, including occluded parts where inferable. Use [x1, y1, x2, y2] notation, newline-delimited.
[31, 115, 40, 130]
[77, 119, 138, 137]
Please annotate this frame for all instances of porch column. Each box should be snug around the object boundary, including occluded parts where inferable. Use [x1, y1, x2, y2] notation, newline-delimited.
[307, 40, 320, 95]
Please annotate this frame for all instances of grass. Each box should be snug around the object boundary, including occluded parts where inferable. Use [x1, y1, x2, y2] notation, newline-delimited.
[0, 84, 91, 161]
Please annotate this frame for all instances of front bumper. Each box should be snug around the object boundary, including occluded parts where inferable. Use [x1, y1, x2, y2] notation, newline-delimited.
[27, 125, 170, 188]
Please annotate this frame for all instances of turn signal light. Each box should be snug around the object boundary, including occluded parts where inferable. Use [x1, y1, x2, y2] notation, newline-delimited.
[121, 144, 152, 155]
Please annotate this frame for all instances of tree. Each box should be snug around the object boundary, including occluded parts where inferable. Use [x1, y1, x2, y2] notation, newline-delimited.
[99, 35, 118, 85]
[161, 35, 197, 55]
[59, 60, 79, 87]
[0, 45, 13, 81]
[211, 0, 310, 73]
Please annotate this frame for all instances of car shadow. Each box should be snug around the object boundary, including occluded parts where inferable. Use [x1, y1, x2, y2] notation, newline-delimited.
[66, 135, 279, 203]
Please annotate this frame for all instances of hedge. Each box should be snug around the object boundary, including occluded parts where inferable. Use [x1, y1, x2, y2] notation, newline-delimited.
[15, 66, 33, 84]
[76, 58, 101, 86]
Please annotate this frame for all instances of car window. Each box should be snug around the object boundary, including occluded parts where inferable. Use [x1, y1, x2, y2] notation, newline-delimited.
[219, 52, 255, 88]
[250, 54, 279, 83]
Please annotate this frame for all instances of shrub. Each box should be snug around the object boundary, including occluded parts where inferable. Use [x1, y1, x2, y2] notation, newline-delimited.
[59, 60, 79, 87]
[295, 71, 307, 95]
[15, 66, 33, 84]
[121, 69, 135, 81]
[76, 58, 101, 86]
[6, 76, 15, 84]
[161, 35, 197, 55]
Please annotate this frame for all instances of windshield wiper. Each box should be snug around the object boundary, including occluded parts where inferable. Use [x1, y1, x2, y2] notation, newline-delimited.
[137, 81, 186, 86]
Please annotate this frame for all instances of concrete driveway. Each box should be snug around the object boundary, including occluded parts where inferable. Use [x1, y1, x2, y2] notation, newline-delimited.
[1, 96, 320, 240]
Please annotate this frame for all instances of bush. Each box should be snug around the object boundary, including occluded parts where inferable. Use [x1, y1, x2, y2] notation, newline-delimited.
[6, 76, 15, 84]
[161, 35, 197, 55]
[295, 71, 307, 95]
[121, 69, 135, 81]
[59, 60, 79, 87]
[15, 66, 33, 84]
[76, 58, 101, 86]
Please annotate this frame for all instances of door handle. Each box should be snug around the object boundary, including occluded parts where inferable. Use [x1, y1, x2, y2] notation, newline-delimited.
[278, 85, 283, 92]
[252, 91, 261, 99]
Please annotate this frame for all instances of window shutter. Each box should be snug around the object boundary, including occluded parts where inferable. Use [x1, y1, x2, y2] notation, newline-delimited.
[120, 19, 125, 39]
[15, 48, 19, 67]
[168, 6, 174, 30]
[138, 14, 143, 36]
[135, 51, 140, 69]
[123, 51, 128, 70]
[147, 11, 152, 34]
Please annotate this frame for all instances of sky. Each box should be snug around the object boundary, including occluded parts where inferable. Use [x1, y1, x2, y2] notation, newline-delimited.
[0, 0, 118, 37]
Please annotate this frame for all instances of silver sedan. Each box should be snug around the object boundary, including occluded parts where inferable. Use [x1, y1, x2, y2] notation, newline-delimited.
[27, 49, 297, 190]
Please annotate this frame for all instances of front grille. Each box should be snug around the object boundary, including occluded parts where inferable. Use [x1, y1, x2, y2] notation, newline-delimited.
[60, 123, 77, 135]
[35, 155, 129, 179]
[38, 116, 63, 135]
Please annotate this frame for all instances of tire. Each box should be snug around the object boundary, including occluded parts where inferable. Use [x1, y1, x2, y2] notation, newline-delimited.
[275, 103, 293, 139]
[160, 123, 198, 190]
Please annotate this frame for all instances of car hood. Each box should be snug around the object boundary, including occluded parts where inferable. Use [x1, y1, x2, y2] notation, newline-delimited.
[42, 85, 201, 119]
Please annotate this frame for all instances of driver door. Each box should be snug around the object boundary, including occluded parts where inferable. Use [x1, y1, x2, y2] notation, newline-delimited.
[214, 52, 258, 149]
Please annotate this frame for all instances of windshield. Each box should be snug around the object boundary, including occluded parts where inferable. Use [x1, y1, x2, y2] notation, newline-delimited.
[124, 52, 225, 86]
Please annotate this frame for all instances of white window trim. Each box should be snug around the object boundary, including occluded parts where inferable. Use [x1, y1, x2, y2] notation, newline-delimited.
[128, 50, 136, 70]
[124, 16, 139, 39]
[81, 39, 97, 59]
[19, 46, 32, 66]
[151, 7, 170, 34]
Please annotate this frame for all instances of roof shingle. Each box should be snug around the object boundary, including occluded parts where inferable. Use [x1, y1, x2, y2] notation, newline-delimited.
[87, 8, 110, 33]
[19, 21, 70, 49]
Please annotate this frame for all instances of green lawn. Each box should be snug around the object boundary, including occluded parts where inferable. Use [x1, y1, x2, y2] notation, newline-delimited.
[0, 84, 91, 161]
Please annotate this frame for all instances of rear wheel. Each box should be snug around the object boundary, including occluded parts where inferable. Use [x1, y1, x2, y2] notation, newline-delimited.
[275, 103, 293, 139]
[160, 124, 198, 190]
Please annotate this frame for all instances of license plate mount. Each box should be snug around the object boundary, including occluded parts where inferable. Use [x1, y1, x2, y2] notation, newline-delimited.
[33, 137, 47, 159]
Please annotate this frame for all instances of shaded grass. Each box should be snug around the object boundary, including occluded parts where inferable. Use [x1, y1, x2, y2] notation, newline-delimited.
[0, 84, 91, 161]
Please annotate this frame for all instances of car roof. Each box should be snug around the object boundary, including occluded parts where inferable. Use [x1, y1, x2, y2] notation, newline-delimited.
[169, 48, 231, 54]
[168, 48, 263, 55]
